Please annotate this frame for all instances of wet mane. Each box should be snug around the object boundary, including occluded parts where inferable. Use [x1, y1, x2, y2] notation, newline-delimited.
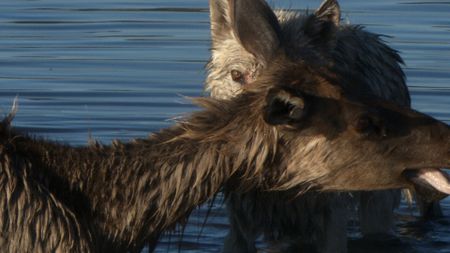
[0, 91, 283, 252]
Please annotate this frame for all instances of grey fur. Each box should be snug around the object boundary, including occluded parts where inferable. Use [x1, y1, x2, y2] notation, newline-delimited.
[206, 0, 428, 252]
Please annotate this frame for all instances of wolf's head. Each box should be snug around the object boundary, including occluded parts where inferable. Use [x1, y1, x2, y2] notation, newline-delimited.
[206, 0, 409, 105]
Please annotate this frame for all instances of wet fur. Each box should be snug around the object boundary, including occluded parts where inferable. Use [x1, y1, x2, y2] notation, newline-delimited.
[0, 85, 359, 252]
[0, 95, 278, 252]
[0, 55, 448, 253]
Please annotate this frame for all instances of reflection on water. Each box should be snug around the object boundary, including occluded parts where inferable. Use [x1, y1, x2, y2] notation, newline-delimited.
[0, 0, 449, 252]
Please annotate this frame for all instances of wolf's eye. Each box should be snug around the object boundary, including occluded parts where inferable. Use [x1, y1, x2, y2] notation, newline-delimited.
[231, 70, 244, 83]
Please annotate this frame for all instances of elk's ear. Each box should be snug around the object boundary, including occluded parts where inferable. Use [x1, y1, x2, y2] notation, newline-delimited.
[315, 0, 341, 25]
[232, 0, 282, 61]
[264, 88, 308, 125]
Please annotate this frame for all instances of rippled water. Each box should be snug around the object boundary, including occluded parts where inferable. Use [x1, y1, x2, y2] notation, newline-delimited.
[0, 0, 449, 252]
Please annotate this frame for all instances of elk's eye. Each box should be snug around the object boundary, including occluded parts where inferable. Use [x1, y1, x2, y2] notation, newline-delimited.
[355, 115, 372, 134]
[354, 114, 387, 137]
[231, 70, 244, 83]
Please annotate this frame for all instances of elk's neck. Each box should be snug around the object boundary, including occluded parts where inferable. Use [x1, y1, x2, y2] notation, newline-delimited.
[6, 125, 242, 243]
[1, 94, 277, 247]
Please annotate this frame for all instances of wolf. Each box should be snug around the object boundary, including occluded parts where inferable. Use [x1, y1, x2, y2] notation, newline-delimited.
[206, 0, 443, 252]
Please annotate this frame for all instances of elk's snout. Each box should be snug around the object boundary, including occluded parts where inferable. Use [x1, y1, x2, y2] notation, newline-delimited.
[401, 120, 450, 201]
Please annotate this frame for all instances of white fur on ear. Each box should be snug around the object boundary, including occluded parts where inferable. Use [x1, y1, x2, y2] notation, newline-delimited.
[2, 96, 18, 128]
[209, 0, 281, 61]
[209, 0, 233, 44]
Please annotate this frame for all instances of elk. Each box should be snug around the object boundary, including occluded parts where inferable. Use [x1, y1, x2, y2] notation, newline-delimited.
[1, 56, 449, 253]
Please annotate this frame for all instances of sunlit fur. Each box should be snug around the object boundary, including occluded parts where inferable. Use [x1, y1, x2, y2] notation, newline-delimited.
[0, 84, 346, 252]
[0, 96, 276, 253]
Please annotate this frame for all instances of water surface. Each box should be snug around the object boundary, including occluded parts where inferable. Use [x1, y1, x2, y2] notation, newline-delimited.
[0, 0, 449, 252]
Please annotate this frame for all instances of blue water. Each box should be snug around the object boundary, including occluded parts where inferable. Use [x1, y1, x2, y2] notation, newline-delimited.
[0, 0, 449, 252]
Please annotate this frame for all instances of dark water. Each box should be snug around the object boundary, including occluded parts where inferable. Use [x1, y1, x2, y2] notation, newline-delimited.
[0, 0, 449, 252]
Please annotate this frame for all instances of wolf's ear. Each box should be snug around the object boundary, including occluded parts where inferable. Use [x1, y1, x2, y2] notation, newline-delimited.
[315, 0, 341, 25]
[232, 0, 281, 61]
[209, 0, 281, 62]
[300, 0, 340, 53]
[209, 0, 233, 43]
[0, 97, 18, 136]
[264, 88, 308, 126]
